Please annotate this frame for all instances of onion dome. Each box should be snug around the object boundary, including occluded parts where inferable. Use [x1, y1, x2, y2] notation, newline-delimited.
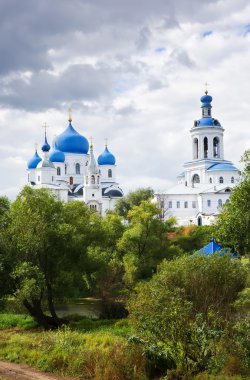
[41, 133, 50, 152]
[49, 141, 65, 163]
[27, 149, 42, 169]
[98, 145, 116, 165]
[56, 116, 89, 154]
[103, 185, 123, 197]
[200, 94, 212, 107]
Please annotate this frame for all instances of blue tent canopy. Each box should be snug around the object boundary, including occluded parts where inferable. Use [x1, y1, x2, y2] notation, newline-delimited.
[195, 238, 238, 257]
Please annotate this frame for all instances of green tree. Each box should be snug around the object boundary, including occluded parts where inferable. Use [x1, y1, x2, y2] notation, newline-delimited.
[128, 254, 247, 375]
[6, 187, 101, 328]
[117, 201, 172, 286]
[115, 187, 154, 218]
[0, 197, 12, 302]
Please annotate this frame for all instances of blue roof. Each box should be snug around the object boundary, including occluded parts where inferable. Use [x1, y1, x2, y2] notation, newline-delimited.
[207, 163, 238, 172]
[56, 122, 89, 154]
[195, 238, 237, 257]
[98, 146, 116, 165]
[27, 150, 42, 169]
[195, 117, 221, 127]
[49, 142, 65, 163]
[41, 133, 50, 152]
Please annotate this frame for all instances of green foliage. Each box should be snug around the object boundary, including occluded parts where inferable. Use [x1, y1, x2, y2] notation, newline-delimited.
[0, 313, 37, 330]
[0, 320, 146, 379]
[128, 255, 247, 376]
[115, 187, 154, 218]
[215, 178, 250, 256]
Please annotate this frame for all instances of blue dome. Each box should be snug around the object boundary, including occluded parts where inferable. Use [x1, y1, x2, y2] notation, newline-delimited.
[98, 146, 116, 165]
[41, 133, 50, 152]
[195, 117, 221, 127]
[49, 142, 65, 163]
[201, 94, 212, 107]
[27, 150, 42, 169]
[56, 122, 89, 154]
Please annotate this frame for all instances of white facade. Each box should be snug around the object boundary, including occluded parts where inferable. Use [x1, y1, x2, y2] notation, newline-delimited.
[27, 117, 123, 216]
[155, 92, 240, 226]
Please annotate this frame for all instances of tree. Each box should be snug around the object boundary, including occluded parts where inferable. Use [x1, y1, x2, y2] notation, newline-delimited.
[128, 254, 247, 375]
[117, 201, 172, 286]
[215, 150, 250, 256]
[115, 187, 154, 218]
[0, 197, 12, 302]
[6, 187, 101, 329]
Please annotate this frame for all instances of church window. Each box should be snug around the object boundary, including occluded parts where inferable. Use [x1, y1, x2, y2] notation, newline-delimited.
[197, 216, 202, 226]
[203, 137, 208, 158]
[65, 164, 67, 174]
[176, 201, 180, 208]
[97, 176, 100, 184]
[213, 137, 220, 158]
[193, 138, 198, 159]
[209, 177, 212, 184]
[168, 201, 172, 208]
[184, 201, 188, 208]
[192, 174, 200, 184]
[38, 175, 40, 182]
[91, 175, 95, 184]
[52, 176, 54, 182]
[92, 193, 94, 197]
[57, 167, 61, 176]
[75, 163, 80, 175]
[218, 199, 222, 207]
[69, 176, 73, 185]
[231, 176, 234, 183]
[208, 108, 211, 116]
[192, 201, 196, 208]
[108, 169, 112, 178]
[219, 176, 224, 184]
[226, 199, 230, 203]
[207, 200, 211, 207]
[160, 200, 164, 208]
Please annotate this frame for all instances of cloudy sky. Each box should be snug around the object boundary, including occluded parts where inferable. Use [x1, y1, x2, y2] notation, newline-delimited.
[0, 0, 250, 199]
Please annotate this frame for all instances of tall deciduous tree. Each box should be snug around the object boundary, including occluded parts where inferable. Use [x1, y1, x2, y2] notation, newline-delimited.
[115, 187, 154, 218]
[215, 150, 250, 256]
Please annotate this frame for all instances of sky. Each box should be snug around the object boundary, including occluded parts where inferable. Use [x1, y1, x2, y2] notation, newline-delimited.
[0, 0, 250, 199]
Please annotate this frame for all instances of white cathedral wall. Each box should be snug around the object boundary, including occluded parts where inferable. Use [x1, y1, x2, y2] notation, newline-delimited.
[99, 165, 117, 183]
[64, 153, 89, 185]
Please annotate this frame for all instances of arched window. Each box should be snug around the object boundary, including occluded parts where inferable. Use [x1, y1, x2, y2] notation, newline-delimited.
[57, 167, 61, 176]
[213, 137, 220, 158]
[231, 176, 234, 183]
[91, 175, 95, 184]
[197, 216, 202, 226]
[218, 199, 222, 207]
[209, 177, 212, 184]
[97, 176, 100, 184]
[108, 169, 112, 178]
[75, 163, 80, 175]
[70, 176, 73, 185]
[192, 174, 200, 184]
[193, 138, 198, 159]
[65, 164, 67, 175]
[219, 176, 224, 184]
[204, 137, 208, 158]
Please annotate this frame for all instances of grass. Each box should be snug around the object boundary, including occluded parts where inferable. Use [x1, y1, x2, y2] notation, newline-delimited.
[0, 313, 38, 330]
[0, 313, 146, 379]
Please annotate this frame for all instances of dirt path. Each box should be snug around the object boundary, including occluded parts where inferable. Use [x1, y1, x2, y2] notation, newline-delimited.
[0, 361, 76, 380]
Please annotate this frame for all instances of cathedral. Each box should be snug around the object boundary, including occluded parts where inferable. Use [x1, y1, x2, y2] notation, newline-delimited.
[155, 91, 240, 226]
[27, 113, 123, 216]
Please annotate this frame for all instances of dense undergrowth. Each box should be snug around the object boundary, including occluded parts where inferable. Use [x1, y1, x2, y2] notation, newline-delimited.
[0, 313, 248, 380]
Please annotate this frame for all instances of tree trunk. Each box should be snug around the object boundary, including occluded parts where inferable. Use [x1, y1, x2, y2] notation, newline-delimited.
[22, 298, 64, 330]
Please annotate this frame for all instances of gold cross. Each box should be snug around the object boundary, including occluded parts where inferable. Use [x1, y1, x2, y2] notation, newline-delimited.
[68, 107, 72, 122]
[89, 136, 93, 148]
[41, 122, 49, 133]
[204, 82, 209, 94]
